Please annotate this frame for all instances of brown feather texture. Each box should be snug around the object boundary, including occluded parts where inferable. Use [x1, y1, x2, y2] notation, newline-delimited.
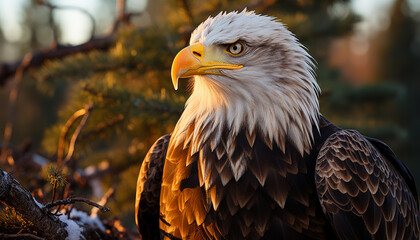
[136, 135, 171, 240]
[161, 124, 333, 240]
[135, 10, 420, 240]
[316, 130, 420, 240]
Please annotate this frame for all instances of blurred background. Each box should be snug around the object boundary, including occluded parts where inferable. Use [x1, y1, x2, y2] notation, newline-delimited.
[0, 0, 419, 236]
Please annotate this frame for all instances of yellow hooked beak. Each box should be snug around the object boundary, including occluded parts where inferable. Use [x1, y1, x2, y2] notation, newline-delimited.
[171, 43, 243, 90]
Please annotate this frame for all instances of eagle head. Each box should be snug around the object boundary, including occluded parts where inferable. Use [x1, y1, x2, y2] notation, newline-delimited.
[171, 10, 320, 156]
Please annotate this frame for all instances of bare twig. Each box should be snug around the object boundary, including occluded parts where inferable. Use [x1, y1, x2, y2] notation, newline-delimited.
[112, 0, 128, 33]
[111, 0, 143, 34]
[91, 186, 115, 217]
[0, 233, 46, 240]
[57, 107, 90, 165]
[1, 54, 33, 166]
[57, 104, 93, 166]
[43, 196, 110, 213]
[62, 104, 93, 166]
[111, 0, 126, 33]
[36, 0, 96, 42]
[36, 0, 59, 46]
[117, 0, 127, 20]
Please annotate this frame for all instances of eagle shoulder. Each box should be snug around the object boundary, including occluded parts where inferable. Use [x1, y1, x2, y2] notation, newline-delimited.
[135, 134, 171, 240]
[315, 129, 420, 240]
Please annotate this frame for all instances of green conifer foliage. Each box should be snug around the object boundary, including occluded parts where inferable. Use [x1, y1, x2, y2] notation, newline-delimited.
[3, 0, 417, 232]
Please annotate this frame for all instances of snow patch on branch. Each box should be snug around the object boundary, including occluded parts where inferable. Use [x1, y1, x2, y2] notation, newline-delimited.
[33, 197, 44, 208]
[58, 214, 84, 240]
[70, 209, 106, 232]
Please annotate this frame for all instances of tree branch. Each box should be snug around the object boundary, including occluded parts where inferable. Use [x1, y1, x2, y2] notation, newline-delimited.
[0, 169, 69, 239]
[57, 108, 87, 166]
[63, 104, 93, 166]
[0, 36, 114, 86]
[57, 104, 93, 166]
[91, 186, 115, 217]
[109, 0, 143, 35]
[36, 0, 97, 43]
[43, 196, 110, 213]
[36, 0, 59, 46]
[58, 104, 93, 165]
[0, 0, 142, 86]
[0, 169, 105, 240]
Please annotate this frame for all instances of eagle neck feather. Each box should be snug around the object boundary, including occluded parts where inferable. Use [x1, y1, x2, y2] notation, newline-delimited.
[172, 75, 320, 158]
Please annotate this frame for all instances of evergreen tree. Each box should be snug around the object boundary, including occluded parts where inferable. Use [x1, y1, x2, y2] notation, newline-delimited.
[4, 0, 418, 236]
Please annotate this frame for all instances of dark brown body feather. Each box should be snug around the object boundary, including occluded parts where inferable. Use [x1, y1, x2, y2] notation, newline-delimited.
[136, 117, 420, 239]
[136, 135, 171, 240]
[316, 130, 420, 239]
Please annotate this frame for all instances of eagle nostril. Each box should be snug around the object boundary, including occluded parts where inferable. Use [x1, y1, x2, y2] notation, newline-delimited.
[193, 51, 202, 57]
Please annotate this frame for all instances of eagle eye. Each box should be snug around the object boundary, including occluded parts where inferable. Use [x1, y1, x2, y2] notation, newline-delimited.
[226, 41, 245, 56]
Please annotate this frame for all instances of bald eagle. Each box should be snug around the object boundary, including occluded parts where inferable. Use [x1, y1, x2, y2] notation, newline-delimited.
[135, 10, 420, 240]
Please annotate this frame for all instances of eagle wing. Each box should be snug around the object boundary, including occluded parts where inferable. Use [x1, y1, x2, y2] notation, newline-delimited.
[135, 134, 171, 240]
[315, 129, 420, 240]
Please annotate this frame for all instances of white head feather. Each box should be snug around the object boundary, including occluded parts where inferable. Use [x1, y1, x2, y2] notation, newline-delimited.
[173, 10, 320, 162]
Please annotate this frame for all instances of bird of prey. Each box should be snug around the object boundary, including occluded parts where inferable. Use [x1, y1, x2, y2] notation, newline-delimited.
[135, 10, 420, 240]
